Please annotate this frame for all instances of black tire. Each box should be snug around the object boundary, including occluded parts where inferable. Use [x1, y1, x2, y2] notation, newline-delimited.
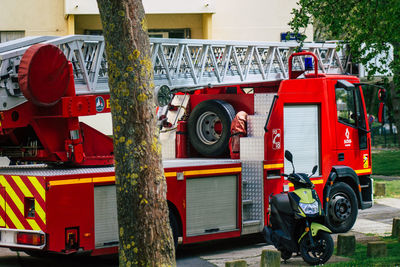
[325, 182, 358, 233]
[300, 231, 333, 265]
[169, 211, 179, 250]
[188, 99, 236, 157]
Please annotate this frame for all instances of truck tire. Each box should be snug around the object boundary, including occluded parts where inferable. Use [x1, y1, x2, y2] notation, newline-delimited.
[325, 182, 358, 233]
[188, 99, 235, 157]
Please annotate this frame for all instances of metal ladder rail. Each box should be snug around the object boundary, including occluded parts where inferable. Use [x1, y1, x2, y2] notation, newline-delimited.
[0, 36, 56, 53]
[151, 40, 344, 90]
[0, 35, 347, 110]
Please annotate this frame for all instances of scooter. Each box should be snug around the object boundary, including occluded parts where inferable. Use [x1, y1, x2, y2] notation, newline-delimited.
[263, 150, 334, 265]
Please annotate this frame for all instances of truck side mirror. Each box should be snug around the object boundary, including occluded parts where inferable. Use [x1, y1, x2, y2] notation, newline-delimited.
[377, 88, 386, 124]
[335, 80, 355, 91]
[378, 102, 385, 124]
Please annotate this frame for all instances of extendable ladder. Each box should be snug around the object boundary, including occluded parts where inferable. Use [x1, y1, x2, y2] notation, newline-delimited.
[0, 35, 349, 110]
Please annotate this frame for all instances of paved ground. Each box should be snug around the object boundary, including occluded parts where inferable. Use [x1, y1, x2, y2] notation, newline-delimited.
[0, 197, 398, 267]
[188, 197, 400, 267]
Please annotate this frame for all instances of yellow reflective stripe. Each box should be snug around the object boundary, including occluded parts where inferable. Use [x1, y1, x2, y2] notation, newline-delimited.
[35, 199, 46, 224]
[0, 191, 4, 211]
[264, 163, 284, 170]
[27, 219, 41, 231]
[165, 172, 177, 178]
[288, 179, 324, 187]
[13, 176, 33, 198]
[28, 176, 45, 201]
[49, 178, 92, 186]
[184, 167, 242, 177]
[0, 176, 24, 216]
[93, 176, 115, 183]
[355, 168, 372, 175]
[0, 194, 24, 229]
[0, 190, 5, 227]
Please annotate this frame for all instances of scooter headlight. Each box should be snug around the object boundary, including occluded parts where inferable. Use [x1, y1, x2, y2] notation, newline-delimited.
[299, 201, 319, 215]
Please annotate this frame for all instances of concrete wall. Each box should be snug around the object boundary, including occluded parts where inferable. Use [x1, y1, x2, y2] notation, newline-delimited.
[0, 0, 311, 41]
[211, 0, 311, 41]
[0, 0, 68, 36]
[65, 0, 215, 15]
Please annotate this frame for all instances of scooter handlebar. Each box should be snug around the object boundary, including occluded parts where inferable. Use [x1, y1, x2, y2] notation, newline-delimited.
[281, 173, 289, 177]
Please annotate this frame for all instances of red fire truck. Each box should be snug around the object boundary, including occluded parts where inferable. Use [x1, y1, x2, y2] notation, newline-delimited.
[0, 36, 374, 255]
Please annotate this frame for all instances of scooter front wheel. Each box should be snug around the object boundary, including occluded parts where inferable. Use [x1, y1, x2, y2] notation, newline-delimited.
[299, 231, 333, 265]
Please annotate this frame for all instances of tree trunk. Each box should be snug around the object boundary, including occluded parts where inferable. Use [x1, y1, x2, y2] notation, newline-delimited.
[96, 1, 175, 266]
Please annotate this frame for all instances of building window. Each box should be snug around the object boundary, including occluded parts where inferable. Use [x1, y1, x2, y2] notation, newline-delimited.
[0, 31, 25, 43]
[82, 28, 191, 39]
[148, 28, 191, 39]
[84, 30, 103, 36]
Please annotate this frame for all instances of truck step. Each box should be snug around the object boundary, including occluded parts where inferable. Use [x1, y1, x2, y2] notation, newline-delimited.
[242, 220, 261, 227]
[242, 220, 263, 235]
[242, 199, 253, 205]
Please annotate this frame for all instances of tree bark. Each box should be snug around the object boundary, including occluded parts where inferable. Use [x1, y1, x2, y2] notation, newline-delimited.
[96, 1, 175, 266]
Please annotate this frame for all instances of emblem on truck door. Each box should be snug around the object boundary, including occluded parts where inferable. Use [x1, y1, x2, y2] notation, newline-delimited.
[363, 154, 369, 168]
[344, 128, 352, 147]
[272, 129, 281, 150]
[96, 96, 105, 112]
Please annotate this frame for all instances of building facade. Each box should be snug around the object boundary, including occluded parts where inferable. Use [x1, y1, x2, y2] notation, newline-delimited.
[0, 0, 311, 42]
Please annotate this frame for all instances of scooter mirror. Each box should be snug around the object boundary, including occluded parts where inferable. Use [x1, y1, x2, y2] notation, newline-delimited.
[284, 150, 293, 163]
[312, 165, 318, 176]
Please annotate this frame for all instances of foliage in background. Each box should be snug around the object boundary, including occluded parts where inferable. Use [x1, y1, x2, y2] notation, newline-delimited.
[289, 0, 400, 145]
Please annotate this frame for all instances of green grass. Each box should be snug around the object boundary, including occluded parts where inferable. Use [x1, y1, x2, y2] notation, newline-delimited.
[374, 179, 400, 198]
[372, 150, 400, 176]
[327, 237, 400, 266]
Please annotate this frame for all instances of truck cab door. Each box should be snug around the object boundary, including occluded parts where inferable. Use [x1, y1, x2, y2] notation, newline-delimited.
[335, 81, 369, 167]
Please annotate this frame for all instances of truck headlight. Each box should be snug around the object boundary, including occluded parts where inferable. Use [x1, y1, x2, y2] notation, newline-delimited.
[299, 201, 319, 215]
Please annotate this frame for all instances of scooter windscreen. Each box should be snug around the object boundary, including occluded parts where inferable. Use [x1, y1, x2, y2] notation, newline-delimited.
[288, 173, 314, 189]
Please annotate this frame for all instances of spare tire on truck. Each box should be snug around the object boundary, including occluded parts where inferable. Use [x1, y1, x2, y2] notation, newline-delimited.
[188, 99, 236, 157]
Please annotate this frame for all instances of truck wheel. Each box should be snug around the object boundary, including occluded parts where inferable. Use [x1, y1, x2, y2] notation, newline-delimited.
[169, 211, 179, 250]
[188, 99, 235, 157]
[325, 182, 358, 233]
